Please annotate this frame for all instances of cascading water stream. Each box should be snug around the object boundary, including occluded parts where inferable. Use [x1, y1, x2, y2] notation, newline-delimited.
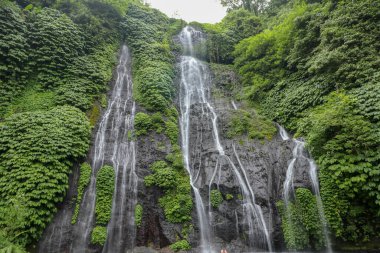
[179, 26, 272, 252]
[72, 45, 137, 253]
[278, 125, 332, 253]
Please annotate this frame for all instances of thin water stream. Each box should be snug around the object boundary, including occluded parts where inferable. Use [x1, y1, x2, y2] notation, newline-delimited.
[72, 45, 137, 253]
[278, 125, 332, 253]
[179, 26, 272, 253]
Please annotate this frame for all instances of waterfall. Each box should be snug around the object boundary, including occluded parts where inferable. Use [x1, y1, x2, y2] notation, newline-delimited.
[178, 26, 272, 252]
[278, 125, 332, 253]
[72, 45, 137, 253]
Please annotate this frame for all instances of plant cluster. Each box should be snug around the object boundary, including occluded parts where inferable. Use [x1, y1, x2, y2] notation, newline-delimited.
[194, 9, 262, 64]
[210, 190, 224, 208]
[91, 226, 107, 246]
[135, 204, 143, 227]
[277, 188, 325, 250]
[234, 0, 380, 243]
[144, 146, 193, 223]
[72, 163, 92, 224]
[0, 106, 91, 246]
[95, 165, 115, 226]
[169, 239, 191, 252]
[122, 3, 183, 111]
[226, 109, 276, 140]
[0, 1, 124, 250]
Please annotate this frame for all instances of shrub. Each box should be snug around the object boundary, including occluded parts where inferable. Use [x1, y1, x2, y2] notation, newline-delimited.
[210, 190, 223, 208]
[91, 226, 107, 245]
[226, 109, 276, 140]
[72, 163, 92, 224]
[135, 204, 143, 227]
[134, 112, 153, 136]
[165, 120, 179, 144]
[95, 165, 115, 225]
[0, 106, 90, 244]
[277, 188, 325, 250]
[169, 239, 191, 251]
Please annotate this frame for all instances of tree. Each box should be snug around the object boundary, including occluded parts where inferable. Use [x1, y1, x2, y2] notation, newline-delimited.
[220, 0, 268, 15]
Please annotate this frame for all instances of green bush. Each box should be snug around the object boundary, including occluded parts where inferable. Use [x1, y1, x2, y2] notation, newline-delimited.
[0, 106, 91, 245]
[169, 239, 191, 252]
[165, 120, 179, 144]
[165, 145, 184, 170]
[226, 109, 276, 140]
[27, 8, 85, 88]
[135, 204, 143, 227]
[122, 3, 177, 111]
[210, 190, 223, 208]
[225, 194, 233, 200]
[91, 226, 107, 246]
[0, 2, 29, 116]
[233, 0, 380, 243]
[201, 8, 262, 64]
[4, 85, 55, 117]
[95, 165, 115, 225]
[144, 165, 179, 189]
[297, 92, 380, 241]
[72, 163, 92, 224]
[134, 112, 153, 136]
[145, 149, 192, 223]
[277, 188, 325, 250]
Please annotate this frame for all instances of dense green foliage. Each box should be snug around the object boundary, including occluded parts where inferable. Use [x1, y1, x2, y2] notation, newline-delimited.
[135, 204, 143, 227]
[0, 0, 125, 249]
[277, 188, 325, 250]
[144, 147, 193, 223]
[72, 163, 92, 224]
[234, 0, 380, 245]
[169, 239, 191, 252]
[226, 109, 276, 140]
[0, 106, 90, 245]
[195, 9, 262, 64]
[91, 226, 107, 246]
[0, 196, 29, 253]
[95, 165, 115, 226]
[210, 190, 224, 208]
[122, 3, 182, 111]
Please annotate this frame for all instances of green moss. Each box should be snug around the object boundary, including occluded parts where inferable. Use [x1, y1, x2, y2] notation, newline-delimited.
[210, 189, 223, 208]
[89, 102, 101, 127]
[165, 145, 184, 170]
[169, 239, 191, 252]
[135, 204, 143, 227]
[72, 163, 92, 224]
[95, 165, 115, 225]
[100, 94, 107, 108]
[227, 109, 276, 140]
[165, 120, 179, 144]
[225, 194, 234, 200]
[91, 226, 107, 246]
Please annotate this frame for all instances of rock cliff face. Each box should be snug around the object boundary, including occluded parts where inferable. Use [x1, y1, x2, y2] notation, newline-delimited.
[180, 68, 313, 252]
[133, 57, 314, 252]
[37, 43, 314, 253]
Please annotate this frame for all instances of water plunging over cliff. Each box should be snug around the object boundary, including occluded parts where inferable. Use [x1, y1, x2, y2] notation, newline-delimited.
[278, 125, 332, 253]
[178, 26, 272, 253]
[71, 45, 137, 253]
